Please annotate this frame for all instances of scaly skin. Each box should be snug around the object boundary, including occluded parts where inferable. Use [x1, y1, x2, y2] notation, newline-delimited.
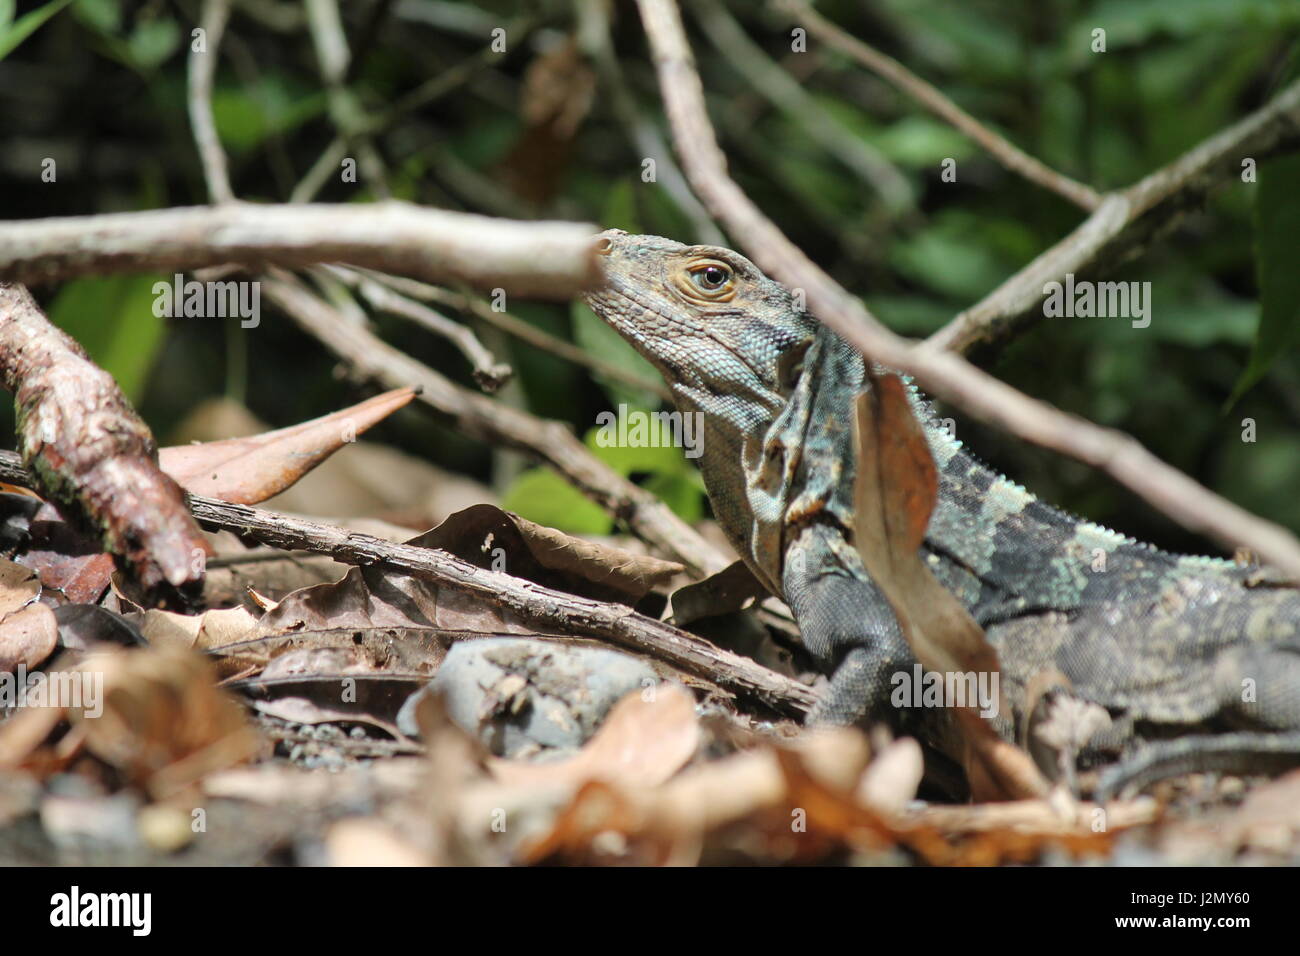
[584, 229, 1300, 791]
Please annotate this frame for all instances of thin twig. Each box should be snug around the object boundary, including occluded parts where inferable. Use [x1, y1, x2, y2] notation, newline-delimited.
[289, 138, 349, 205]
[326, 266, 513, 391]
[578, 0, 724, 246]
[776, 0, 1102, 211]
[929, 81, 1300, 353]
[348, 267, 673, 401]
[694, 0, 914, 214]
[187, 0, 235, 204]
[260, 270, 730, 576]
[305, 0, 390, 197]
[635, 0, 1300, 578]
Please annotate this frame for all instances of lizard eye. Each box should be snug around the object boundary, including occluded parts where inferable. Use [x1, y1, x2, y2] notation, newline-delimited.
[691, 263, 732, 292]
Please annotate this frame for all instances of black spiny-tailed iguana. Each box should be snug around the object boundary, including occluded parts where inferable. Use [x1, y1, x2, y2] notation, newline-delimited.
[583, 229, 1300, 798]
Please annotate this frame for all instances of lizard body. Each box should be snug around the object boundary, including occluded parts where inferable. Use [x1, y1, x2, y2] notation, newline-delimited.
[584, 230, 1300, 793]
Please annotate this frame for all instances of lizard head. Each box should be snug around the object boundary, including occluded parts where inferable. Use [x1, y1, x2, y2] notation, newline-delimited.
[583, 229, 818, 411]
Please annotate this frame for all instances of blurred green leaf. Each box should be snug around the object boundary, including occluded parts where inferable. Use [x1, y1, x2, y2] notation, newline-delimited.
[583, 415, 696, 478]
[0, 0, 71, 61]
[500, 467, 612, 534]
[211, 79, 327, 154]
[72, 0, 117, 32]
[1228, 153, 1300, 405]
[872, 115, 976, 167]
[875, 0, 1021, 80]
[126, 15, 179, 70]
[870, 294, 951, 335]
[889, 213, 1008, 300]
[1068, 0, 1300, 59]
[601, 178, 641, 234]
[644, 471, 705, 523]
[46, 274, 167, 403]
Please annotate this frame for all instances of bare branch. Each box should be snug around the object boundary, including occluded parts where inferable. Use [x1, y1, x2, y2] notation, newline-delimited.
[777, 0, 1102, 211]
[0, 285, 206, 595]
[0, 449, 808, 715]
[693, 0, 914, 214]
[635, 0, 1300, 578]
[346, 268, 673, 401]
[260, 270, 731, 576]
[930, 79, 1300, 353]
[327, 266, 513, 391]
[0, 203, 601, 300]
[187, 0, 235, 204]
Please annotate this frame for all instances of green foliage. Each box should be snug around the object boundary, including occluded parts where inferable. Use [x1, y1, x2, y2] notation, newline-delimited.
[211, 79, 327, 155]
[1228, 153, 1300, 405]
[0, 0, 71, 60]
[46, 275, 167, 404]
[500, 467, 613, 535]
[888, 210, 1018, 301]
[72, 0, 180, 73]
[503, 414, 707, 533]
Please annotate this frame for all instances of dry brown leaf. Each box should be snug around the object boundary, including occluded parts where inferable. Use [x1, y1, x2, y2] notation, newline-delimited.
[852, 379, 1047, 801]
[0, 558, 40, 617]
[73, 643, 260, 797]
[488, 683, 699, 790]
[852, 378, 999, 681]
[517, 726, 872, 866]
[136, 606, 259, 651]
[0, 557, 56, 673]
[669, 559, 768, 625]
[0, 602, 58, 674]
[0, 701, 66, 769]
[421, 504, 683, 603]
[257, 504, 682, 645]
[259, 562, 540, 636]
[159, 387, 417, 504]
[856, 736, 925, 813]
[208, 627, 454, 682]
[326, 818, 432, 866]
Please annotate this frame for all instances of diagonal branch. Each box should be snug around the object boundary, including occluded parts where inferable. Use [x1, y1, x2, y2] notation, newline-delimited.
[634, 0, 1300, 578]
[343, 267, 673, 401]
[777, 0, 1102, 211]
[0, 449, 807, 715]
[929, 80, 1300, 353]
[261, 270, 730, 576]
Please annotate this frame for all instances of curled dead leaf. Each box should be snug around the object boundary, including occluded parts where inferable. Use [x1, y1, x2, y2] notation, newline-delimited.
[73, 643, 260, 797]
[488, 683, 700, 790]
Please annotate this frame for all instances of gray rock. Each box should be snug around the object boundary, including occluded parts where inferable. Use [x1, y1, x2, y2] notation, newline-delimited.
[397, 638, 658, 758]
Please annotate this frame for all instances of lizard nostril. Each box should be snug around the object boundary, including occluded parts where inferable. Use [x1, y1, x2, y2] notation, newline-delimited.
[594, 236, 613, 255]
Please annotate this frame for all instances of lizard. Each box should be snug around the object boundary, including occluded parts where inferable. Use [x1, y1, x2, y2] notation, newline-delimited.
[582, 229, 1300, 799]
